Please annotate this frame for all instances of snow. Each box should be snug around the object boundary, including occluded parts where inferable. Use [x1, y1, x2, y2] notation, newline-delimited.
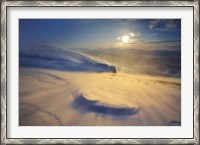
[19, 68, 181, 126]
[19, 47, 116, 73]
[19, 46, 181, 126]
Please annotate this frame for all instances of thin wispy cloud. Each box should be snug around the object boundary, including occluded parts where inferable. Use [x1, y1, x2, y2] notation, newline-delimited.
[116, 32, 140, 43]
[129, 32, 140, 37]
[149, 20, 160, 29]
[142, 40, 181, 44]
[134, 40, 181, 51]
[150, 33, 158, 36]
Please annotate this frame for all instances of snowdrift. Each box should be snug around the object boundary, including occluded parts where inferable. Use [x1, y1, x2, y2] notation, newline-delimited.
[19, 46, 116, 73]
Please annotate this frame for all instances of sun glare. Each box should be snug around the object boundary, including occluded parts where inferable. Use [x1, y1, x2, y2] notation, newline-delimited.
[122, 35, 129, 43]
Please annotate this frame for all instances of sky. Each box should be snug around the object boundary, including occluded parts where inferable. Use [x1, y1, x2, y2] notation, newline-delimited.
[19, 19, 181, 51]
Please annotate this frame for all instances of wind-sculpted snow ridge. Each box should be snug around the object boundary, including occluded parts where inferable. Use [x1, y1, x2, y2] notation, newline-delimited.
[72, 94, 140, 116]
[19, 46, 116, 73]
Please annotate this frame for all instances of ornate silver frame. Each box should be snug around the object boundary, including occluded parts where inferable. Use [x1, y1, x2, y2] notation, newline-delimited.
[1, 0, 199, 144]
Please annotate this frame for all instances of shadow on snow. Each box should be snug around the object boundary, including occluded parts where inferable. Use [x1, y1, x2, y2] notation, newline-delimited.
[72, 94, 140, 116]
[19, 55, 116, 73]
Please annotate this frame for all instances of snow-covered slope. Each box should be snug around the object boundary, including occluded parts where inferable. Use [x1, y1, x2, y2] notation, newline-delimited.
[19, 68, 181, 126]
[19, 45, 181, 126]
[19, 46, 116, 73]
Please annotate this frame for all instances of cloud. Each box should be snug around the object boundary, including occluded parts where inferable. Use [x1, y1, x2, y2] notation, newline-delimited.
[129, 32, 140, 37]
[142, 40, 181, 44]
[112, 40, 181, 51]
[150, 33, 158, 36]
[165, 20, 178, 29]
[116, 37, 121, 40]
[138, 40, 181, 51]
[116, 32, 140, 43]
[149, 19, 180, 31]
[149, 20, 161, 29]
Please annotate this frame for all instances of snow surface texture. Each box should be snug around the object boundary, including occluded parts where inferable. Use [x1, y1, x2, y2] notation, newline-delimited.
[19, 69, 181, 126]
[19, 47, 181, 126]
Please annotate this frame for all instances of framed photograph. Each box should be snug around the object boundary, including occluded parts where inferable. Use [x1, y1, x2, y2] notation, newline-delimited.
[1, 0, 199, 144]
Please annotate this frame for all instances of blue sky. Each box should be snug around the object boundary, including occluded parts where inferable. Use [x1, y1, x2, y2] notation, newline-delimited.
[19, 19, 181, 50]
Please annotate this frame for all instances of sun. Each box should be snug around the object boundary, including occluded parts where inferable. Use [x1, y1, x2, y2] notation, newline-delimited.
[122, 35, 129, 43]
